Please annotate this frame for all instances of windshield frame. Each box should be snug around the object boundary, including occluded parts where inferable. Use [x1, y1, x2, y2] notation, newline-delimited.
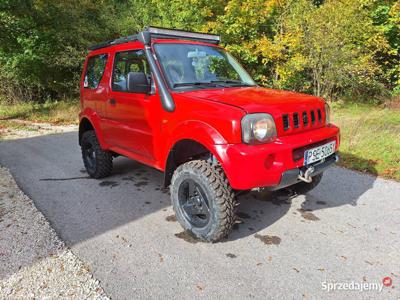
[153, 41, 257, 91]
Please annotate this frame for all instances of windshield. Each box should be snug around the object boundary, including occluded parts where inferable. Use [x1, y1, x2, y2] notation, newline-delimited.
[154, 43, 256, 89]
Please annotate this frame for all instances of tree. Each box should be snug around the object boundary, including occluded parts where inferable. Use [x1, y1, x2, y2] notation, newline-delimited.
[113, 0, 226, 35]
[210, 0, 285, 84]
[297, 0, 388, 100]
[0, 0, 115, 102]
[212, 0, 392, 101]
[369, 0, 400, 95]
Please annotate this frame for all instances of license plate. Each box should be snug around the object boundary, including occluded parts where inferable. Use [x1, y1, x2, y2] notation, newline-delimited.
[304, 141, 336, 165]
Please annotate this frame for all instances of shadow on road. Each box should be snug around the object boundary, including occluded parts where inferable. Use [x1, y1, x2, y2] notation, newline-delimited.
[227, 152, 378, 241]
[0, 132, 377, 261]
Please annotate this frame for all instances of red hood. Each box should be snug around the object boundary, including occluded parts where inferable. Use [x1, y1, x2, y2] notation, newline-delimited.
[180, 86, 325, 115]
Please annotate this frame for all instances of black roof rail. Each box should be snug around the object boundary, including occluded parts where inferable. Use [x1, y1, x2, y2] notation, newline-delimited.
[89, 35, 138, 51]
[88, 26, 220, 51]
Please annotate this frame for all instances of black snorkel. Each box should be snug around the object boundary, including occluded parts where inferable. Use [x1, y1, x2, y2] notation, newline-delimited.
[137, 30, 175, 112]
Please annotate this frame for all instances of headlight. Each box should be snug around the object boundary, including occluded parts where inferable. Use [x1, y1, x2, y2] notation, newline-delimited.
[325, 102, 331, 124]
[241, 113, 277, 144]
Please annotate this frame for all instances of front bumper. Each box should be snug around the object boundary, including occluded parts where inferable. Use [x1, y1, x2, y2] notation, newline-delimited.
[215, 125, 340, 190]
[266, 153, 338, 191]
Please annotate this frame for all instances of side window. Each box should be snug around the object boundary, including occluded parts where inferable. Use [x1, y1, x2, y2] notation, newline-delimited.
[84, 54, 108, 89]
[112, 50, 150, 92]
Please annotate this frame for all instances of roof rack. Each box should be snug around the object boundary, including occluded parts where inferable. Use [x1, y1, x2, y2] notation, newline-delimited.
[88, 26, 220, 51]
[146, 26, 220, 44]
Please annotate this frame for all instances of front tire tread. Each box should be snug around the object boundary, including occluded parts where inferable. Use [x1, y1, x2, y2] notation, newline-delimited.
[171, 160, 235, 242]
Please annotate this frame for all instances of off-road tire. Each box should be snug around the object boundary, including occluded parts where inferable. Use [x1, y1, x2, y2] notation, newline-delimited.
[81, 130, 113, 179]
[170, 160, 235, 242]
[287, 173, 323, 195]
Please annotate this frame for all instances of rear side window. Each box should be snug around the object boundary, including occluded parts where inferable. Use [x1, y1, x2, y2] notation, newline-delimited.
[84, 54, 108, 89]
[112, 50, 150, 92]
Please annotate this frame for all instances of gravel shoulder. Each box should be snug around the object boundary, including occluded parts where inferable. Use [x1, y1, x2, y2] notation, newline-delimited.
[0, 119, 77, 140]
[0, 166, 109, 299]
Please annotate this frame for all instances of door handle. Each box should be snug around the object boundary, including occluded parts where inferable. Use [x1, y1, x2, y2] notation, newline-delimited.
[108, 98, 116, 105]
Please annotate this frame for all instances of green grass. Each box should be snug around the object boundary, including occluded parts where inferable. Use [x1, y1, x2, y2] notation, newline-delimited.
[0, 99, 80, 124]
[0, 99, 399, 181]
[332, 102, 400, 181]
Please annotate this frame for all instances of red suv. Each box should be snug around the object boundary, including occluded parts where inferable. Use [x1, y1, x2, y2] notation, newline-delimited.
[79, 27, 340, 242]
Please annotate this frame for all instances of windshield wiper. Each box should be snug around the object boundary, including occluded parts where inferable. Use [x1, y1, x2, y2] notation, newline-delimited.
[173, 82, 218, 88]
[210, 80, 255, 87]
[173, 80, 255, 88]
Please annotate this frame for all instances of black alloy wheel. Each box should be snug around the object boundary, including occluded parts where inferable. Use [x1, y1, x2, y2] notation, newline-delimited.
[178, 178, 211, 228]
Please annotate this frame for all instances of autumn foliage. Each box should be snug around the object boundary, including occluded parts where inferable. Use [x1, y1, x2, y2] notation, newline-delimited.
[0, 0, 398, 102]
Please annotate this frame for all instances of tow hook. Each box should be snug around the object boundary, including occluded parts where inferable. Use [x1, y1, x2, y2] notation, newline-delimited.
[298, 166, 315, 183]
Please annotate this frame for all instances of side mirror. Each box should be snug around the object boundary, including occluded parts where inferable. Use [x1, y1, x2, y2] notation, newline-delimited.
[127, 72, 151, 94]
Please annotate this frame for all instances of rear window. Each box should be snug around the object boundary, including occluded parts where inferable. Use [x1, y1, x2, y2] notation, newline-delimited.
[84, 54, 108, 89]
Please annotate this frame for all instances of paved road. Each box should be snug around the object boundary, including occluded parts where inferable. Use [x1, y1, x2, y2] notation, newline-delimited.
[0, 132, 399, 299]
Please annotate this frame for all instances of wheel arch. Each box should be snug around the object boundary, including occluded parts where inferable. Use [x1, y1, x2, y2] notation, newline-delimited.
[164, 139, 223, 187]
[78, 110, 108, 148]
[79, 117, 94, 145]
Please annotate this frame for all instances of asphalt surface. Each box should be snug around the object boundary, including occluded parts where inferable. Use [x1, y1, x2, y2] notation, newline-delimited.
[0, 131, 399, 299]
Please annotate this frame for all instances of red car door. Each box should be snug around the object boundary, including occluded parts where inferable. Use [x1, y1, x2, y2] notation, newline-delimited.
[104, 48, 160, 162]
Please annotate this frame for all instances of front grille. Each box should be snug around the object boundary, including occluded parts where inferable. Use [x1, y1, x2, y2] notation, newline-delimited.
[302, 111, 309, 126]
[310, 110, 316, 124]
[293, 113, 299, 128]
[283, 114, 290, 131]
[282, 108, 322, 132]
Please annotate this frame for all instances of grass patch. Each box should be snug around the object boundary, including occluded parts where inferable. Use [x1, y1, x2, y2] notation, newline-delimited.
[332, 102, 400, 181]
[0, 99, 80, 124]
